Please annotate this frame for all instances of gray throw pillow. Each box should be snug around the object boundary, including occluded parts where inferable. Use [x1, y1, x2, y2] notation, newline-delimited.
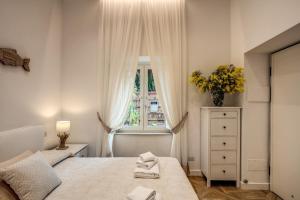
[0, 151, 61, 200]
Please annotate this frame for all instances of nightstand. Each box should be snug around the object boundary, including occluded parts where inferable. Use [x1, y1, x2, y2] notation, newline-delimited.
[63, 144, 88, 157]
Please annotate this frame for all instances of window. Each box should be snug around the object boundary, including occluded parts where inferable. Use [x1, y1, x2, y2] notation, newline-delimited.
[123, 64, 166, 131]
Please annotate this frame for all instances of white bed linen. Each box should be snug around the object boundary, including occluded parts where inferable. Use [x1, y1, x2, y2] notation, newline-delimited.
[46, 157, 198, 200]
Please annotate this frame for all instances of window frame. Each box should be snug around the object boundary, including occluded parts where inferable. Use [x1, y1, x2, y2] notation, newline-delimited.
[119, 63, 169, 133]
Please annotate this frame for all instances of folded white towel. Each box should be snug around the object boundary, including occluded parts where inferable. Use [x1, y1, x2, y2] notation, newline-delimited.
[139, 152, 156, 162]
[136, 157, 159, 170]
[134, 163, 160, 179]
[127, 186, 156, 200]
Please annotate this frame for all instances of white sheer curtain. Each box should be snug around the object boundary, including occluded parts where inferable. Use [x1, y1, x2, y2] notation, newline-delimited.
[143, 0, 188, 165]
[97, 0, 142, 156]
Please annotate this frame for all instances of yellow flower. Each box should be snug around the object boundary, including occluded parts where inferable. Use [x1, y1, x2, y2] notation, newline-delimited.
[189, 65, 245, 95]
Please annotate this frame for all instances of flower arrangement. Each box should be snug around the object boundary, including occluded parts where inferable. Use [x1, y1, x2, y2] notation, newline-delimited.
[189, 64, 245, 106]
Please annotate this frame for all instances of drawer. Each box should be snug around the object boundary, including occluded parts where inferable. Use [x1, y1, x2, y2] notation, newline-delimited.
[211, 165, 237, 180]
[211, 111, 237, 118]
[211, 119, 237, 136]
[211, 137, 236, 150]
[211, 151, 236, 164]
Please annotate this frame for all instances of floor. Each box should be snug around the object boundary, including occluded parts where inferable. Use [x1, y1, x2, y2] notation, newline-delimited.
[188, 176, 282, 200]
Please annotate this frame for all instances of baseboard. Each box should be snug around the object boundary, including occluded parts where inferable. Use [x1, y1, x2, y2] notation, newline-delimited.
[240, 181, 270, 190]
[189, 169, 202, 176]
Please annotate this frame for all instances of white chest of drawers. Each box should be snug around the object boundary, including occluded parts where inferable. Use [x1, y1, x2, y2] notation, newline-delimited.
[200, 107, 241, 187]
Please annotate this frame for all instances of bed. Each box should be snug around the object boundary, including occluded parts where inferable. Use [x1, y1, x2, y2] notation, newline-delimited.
[0, 126, 198, 200]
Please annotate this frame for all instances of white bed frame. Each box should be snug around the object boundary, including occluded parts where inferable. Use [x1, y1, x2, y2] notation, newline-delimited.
[0, 126, 45, 162]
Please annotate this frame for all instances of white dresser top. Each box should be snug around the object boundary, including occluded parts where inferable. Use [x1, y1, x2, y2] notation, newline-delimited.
[54, 144, 88, 156]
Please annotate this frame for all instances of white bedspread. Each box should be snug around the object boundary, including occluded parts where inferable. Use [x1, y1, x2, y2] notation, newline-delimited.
[46, 157, 198, 200]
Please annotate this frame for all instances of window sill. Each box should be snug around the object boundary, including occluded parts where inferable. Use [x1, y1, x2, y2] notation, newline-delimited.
[115, 131, 171, 136]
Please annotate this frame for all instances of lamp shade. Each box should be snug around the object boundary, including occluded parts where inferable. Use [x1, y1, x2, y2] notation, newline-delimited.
[56, 121, 70, 134]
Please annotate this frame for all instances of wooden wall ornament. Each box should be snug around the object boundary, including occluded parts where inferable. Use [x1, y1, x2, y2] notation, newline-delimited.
[0, 48, 30, 72]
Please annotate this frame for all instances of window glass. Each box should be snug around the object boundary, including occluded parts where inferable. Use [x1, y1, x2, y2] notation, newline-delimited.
[146, 69, 165, 128]
[123, 67, 166, 131]
[124, 69, 141, 128]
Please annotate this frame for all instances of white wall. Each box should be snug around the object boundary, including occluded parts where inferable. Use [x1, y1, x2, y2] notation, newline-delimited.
[0, 0, 63, 147]
[241, 53, 270, 189]
[187, 0, 232, 174]
[114, 134, 172, 157]
[230, 0, 300, 189]
[236, 0, 300, 52]
[61, 0, 233, 167]
[61, 0, 100, 156]
[230, 0, 244, 67]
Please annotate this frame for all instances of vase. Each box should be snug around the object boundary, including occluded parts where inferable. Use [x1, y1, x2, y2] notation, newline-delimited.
[210, 89, 224, 107]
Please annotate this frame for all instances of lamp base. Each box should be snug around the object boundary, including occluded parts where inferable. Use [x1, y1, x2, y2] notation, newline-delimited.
[56, 145, 69, 150]
[56, 133, 69, 150]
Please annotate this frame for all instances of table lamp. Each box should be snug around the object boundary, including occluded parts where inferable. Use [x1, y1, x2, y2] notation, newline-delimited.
[56, 120, 70, 150]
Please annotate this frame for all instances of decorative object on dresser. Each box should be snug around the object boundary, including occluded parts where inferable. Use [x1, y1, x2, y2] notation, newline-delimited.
[56, 121, 71, 150]
[0, 48, 30, 72]
[189, 65, 245, 106]
[200, 107, 241, 187]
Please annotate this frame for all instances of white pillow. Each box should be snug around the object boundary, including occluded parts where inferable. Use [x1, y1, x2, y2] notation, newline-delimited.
[0, 151, 61, 200]
[0, 151, 33, 200]
[0, 151, 32, 169]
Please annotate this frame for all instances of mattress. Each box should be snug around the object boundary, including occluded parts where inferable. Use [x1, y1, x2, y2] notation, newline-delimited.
[46, 157, 198, 200]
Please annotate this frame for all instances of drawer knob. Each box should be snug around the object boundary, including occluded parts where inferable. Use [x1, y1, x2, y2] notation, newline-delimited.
[223, 126, 226, 129]
[223, 142, 226, 145]
[223, 113, 227, 116]
[223, 156, 226, 159]
[222, 170, 226, 173]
